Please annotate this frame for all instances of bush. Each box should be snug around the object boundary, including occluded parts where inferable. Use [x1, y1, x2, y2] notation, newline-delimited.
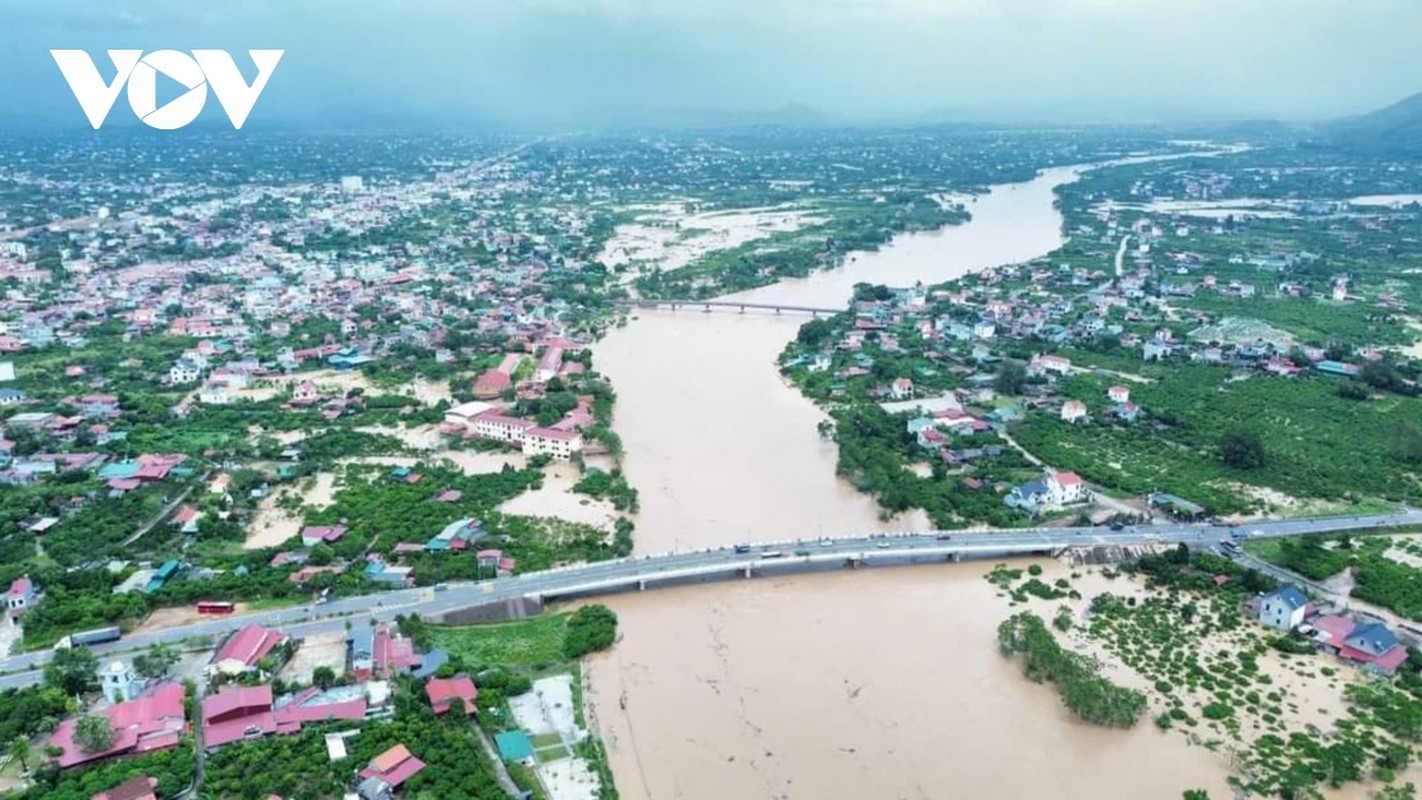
[1201, 703, 1233, 721]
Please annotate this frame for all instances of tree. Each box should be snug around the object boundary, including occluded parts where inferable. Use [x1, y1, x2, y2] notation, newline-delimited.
[44, 647, 99, 696]
[1220, 428, 1266, 470]
[311, 666, 336, 690]
[133, 642, 179, 680]
[8, 736, 29, 773]
[564, 604, 619, 659]
[1183, 791, 1211, 800]
[1392, 423, 1422, 465]
[74, 714, 114, 754]
[994, 361, 1027, 395]
[308, 543, 336, 566]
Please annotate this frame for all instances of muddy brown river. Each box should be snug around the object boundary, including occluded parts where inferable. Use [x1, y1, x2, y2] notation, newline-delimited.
[587, 163, 1244, 799]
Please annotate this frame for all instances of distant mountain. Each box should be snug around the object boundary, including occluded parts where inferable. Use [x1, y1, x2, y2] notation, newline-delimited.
[1324, 91, 1422, 153]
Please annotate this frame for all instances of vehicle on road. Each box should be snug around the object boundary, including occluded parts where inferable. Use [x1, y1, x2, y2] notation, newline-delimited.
[761, 550, 785, 559]
[734, 545, 752, 554]
[56, 626, 122, 649]
[196, 600, 235, 615]
[876, 541, 891, 549]
[1109, 522, 1124, 531]
[434, 584, 449, 593]
[819, 539, 834, 547]
[935, 534, 953, 541]
[794, 549, 811, 557]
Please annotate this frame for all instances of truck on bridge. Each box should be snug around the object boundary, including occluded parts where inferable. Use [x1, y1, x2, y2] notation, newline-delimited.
[56, 626, 122, 649]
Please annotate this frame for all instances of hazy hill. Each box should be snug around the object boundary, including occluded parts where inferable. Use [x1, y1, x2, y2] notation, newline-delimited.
[1325, 91, 1422, 153]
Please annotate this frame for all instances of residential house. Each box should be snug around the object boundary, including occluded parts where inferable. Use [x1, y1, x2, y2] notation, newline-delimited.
[1005, 480, 1049, 515]
[425, 518, 481, 551]
[5, 575, 36, 625]
[1339, 622, 1408, 676]
[48, 683, 187, 768]
[169, 360, 201, 384]
[300, 525, 347, 547]
[210, 624, 287, 676]
[91, 776, 159, 800]
[358, 744, 426, 800]
[1045, 472, 1088, 506]
[1060, 399, 1087, 423]
[1107, 385, 1130, 404]
[201, 685, 284, 749]
[425, 675, 478, 715]
[1143, 341, 1172, 361]
[889, 378, 914, 400]
[351, 623, 422, 680]
[1114, 402, 1141, 423]
[171, 505, 202, 535]
[1258, 586, 1308, 631]
[0, 388, 25, 405]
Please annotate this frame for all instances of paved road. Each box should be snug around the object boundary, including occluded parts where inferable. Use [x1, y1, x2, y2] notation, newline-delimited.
[3, 510, 1418, 689]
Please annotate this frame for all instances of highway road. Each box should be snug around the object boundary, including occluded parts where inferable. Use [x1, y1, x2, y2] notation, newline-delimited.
[3, 509, 1418, 689]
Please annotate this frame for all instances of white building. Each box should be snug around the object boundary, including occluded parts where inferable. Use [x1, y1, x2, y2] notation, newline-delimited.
[1060, 399, 1087, 423]
[1259, 587, 1309, 631]
[340, 175, 364, 192]
[524, 427, 583, 460]
[198, 383, 235, 405]
[170, 360, 201, 384]
[101, 660, 143, 703]
[469, 410, 536, 443]
[1045, 471, 1089, 506]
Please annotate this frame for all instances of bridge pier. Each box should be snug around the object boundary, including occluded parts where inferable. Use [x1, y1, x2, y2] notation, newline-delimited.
[739, 305, 745, 313]
[846, 556, 862, 569]
[743, 566, 753, 579]
[637, 579, 646, 591]
[775, 307, 781, 315]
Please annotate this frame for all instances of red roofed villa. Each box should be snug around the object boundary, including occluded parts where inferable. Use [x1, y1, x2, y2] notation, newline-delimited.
[49, 683, 187, 768]
[359, 744, 426, 792]
[425, 675, 478, 715]
[211, 624, 287, 674]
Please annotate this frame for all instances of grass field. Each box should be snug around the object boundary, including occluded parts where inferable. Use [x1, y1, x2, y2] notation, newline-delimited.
[428, 613, 570, 668]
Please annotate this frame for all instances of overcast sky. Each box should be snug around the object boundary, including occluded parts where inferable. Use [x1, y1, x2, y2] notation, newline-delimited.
[3, 0, 1419, 130]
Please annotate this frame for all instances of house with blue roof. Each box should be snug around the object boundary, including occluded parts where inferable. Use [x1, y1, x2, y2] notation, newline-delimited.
[1258, 586, 1308, 631]
[1004, 480, 1049, 515]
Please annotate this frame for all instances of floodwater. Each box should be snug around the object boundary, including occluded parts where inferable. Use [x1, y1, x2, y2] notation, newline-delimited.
[586, 161, 1242, 799]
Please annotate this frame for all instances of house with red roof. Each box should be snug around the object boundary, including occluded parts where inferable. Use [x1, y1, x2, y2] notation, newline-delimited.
[358, 744, 425, 799]
[300, 525, 348, 546]
[49, 683, 187, 768]
[425, 675, 478, 715]
[211, 624, 287, 675]
[202, 684, 285, 749]
[5, 575, 36, 624]
[92, 775, 158, 800]
[202, 683, 367, 751]
[171, 505, 202, 534]
[1045, 471, 1089, 506]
